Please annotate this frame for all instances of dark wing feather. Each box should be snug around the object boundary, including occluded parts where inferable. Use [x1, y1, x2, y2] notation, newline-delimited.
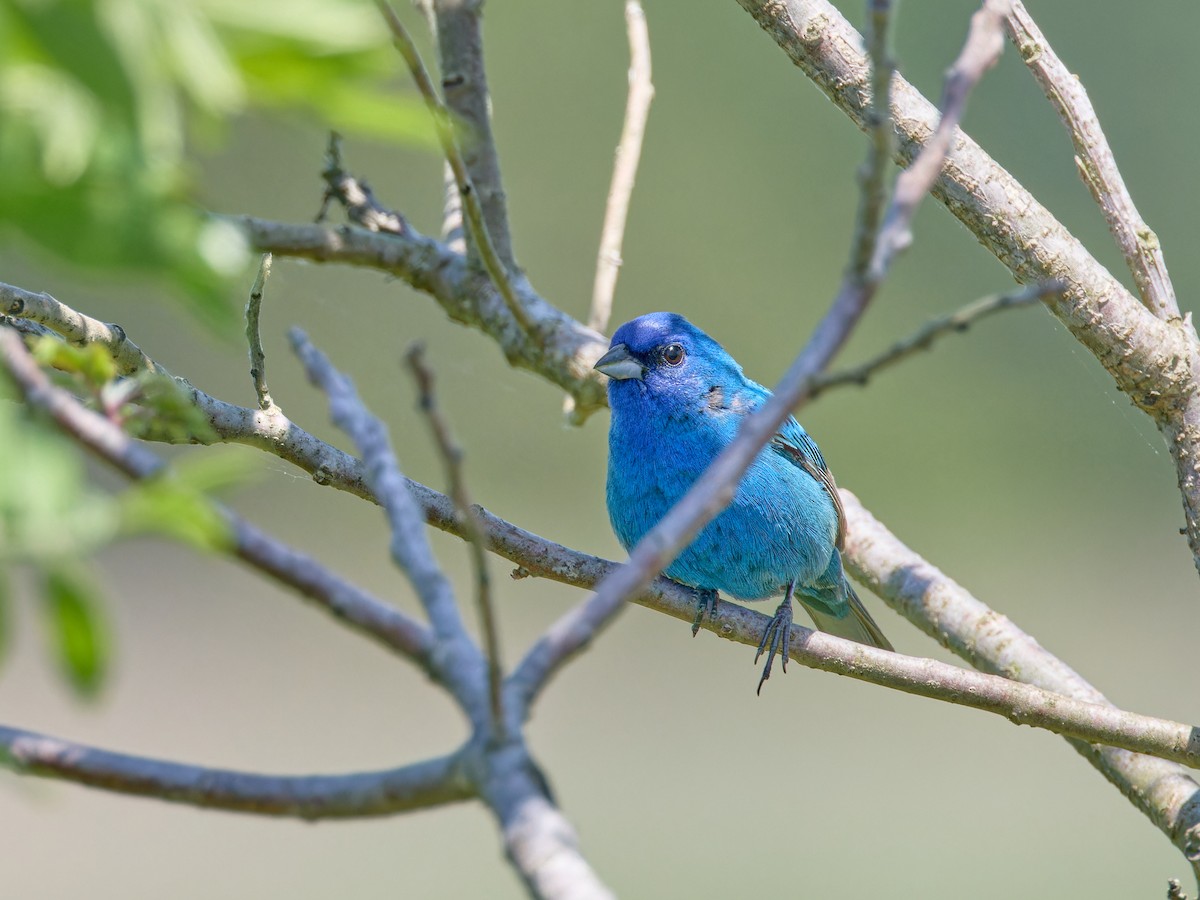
[770, 424, 847, 551]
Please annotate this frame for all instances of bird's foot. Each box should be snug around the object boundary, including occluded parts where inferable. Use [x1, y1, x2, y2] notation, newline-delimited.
[691, 589, 719, 637]
[754, 587, 795, 695]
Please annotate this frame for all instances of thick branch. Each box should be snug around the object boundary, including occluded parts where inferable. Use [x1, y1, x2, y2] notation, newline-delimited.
[234, 221, 610, 421]
[1004, 2, 1178, 320]
[528, 0, 1011, 696]
[733, 0, 1200, 584]
[1, 282, 167, 377]
[12, 301, 1196, 770]
[734, 0, 1194, 416]
[0, 724, 470, 819]
[420, 0, 516, 271]
[839, 491, 1200, 876]
[803, 0, 1009, 374]
[375, 1, 533, 334]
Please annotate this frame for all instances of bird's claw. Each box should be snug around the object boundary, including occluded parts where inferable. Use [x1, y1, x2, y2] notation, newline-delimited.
[754, 590, 795, 695]
[691, 589, 719, 637]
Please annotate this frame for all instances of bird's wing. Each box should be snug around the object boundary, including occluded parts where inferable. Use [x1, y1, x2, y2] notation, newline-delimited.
[729, 378, 847, 550]
[770, 417, 847, 552]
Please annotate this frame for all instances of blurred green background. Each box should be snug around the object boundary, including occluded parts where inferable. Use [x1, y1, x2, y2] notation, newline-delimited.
[2, 0, 1198, 896]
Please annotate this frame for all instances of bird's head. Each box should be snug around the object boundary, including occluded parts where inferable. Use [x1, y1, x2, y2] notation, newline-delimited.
[593, 312, 742, 403]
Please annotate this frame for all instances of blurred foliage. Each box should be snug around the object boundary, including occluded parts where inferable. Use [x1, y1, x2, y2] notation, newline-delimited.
[0, 0, 433, 329]
[39, 563, 109, 698]
[1, 344, 250, 696]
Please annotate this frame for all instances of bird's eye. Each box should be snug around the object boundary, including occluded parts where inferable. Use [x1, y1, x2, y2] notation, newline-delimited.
[661, 343, 686, 367]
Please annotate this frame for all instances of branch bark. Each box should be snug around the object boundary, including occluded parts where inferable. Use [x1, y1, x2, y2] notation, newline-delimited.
[840, 491, 1200, 875]
[1003, 1, 1178, 320]
[234, 219, 611, 420]
[6, 291, 1200, 870]
[0, 326, 436, 672]
[0, 724, 471, 819]
[418, 0, 516, 271]
[733, 0, 1200, 577]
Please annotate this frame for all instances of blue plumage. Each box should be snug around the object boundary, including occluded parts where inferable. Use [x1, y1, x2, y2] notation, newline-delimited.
[595, 312, 892, 690]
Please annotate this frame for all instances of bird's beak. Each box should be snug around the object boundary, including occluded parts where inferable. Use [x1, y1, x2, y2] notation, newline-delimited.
[593, 343, 644, 381]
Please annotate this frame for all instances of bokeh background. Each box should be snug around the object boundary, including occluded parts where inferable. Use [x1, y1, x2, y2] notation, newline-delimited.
[2, 0, 1198, 896]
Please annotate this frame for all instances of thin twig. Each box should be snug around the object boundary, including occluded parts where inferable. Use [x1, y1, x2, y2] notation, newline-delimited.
[405, 342, 504, 738]
[372, 0, 535, 335]
[245, 253, 275, 410]
[288, 328, 487, 720]
[847, 0, 895, 281]
[318, 132, 408, 235]
[1004, 2, 1178, 320]
[563, 0, 654, 422]
[869, 0, 1011, 280]
[0, 724, 471, 818]
[810, 281, 1060, 398]
[797, 0, 1012, 382]
[588, 0, 654, 336]
[739, 0, 1200, 611]
[0, 326, 436, 671]
[11, 275, 1200, 865]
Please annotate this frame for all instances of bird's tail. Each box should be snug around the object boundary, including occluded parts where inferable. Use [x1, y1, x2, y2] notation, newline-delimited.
[800, 584, 893, 651]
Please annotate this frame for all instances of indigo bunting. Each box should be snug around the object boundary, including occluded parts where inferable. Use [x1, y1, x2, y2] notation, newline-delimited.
[595, 312, 892, 692]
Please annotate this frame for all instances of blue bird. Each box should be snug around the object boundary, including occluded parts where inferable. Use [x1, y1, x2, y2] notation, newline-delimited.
[595, 312, 892, 692]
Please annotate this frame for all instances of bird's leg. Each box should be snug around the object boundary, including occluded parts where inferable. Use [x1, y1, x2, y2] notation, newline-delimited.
[691, 588, 719, 637]
[754, 580, 796, 695]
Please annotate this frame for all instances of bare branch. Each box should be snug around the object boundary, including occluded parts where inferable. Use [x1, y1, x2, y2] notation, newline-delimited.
[797, 0, 1010, 379]
[0, 326, 436, 671]
[734, 0, 1192, 410]
[237, 216, 611, 422]
[588, 0, 654, 337]
[245, 252, 275, 410]
[418, 0, 515, 271]
[870, 0, 1010, 278]
[318, 132, 408, 235]
[406, 342, 505, 738]
[810, 281, 1059, 398]
[734, 0, 1200, 587]
[11, 270, 1200, 866]
[839, 491, 1200, 878]
[561, 0, 653, 425]
[548, 2, 1004, 687]
[373, 0, 534, 335]
[288, 328, 487, 718]
[846, 0, 895, 282]
[2, 282, 168, 378]
[0, 724, 470, 819]
[512, 2, 1011, 701]
[1004, 2, 1178, 320]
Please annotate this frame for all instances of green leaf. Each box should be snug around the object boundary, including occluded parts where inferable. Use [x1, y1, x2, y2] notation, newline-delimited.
[31, 336, 118, 386]
[118, 476, 234, 552]
[120, 372, 220, 443]
[39, 565, 109, 700]
[0, 400, 119, 562]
